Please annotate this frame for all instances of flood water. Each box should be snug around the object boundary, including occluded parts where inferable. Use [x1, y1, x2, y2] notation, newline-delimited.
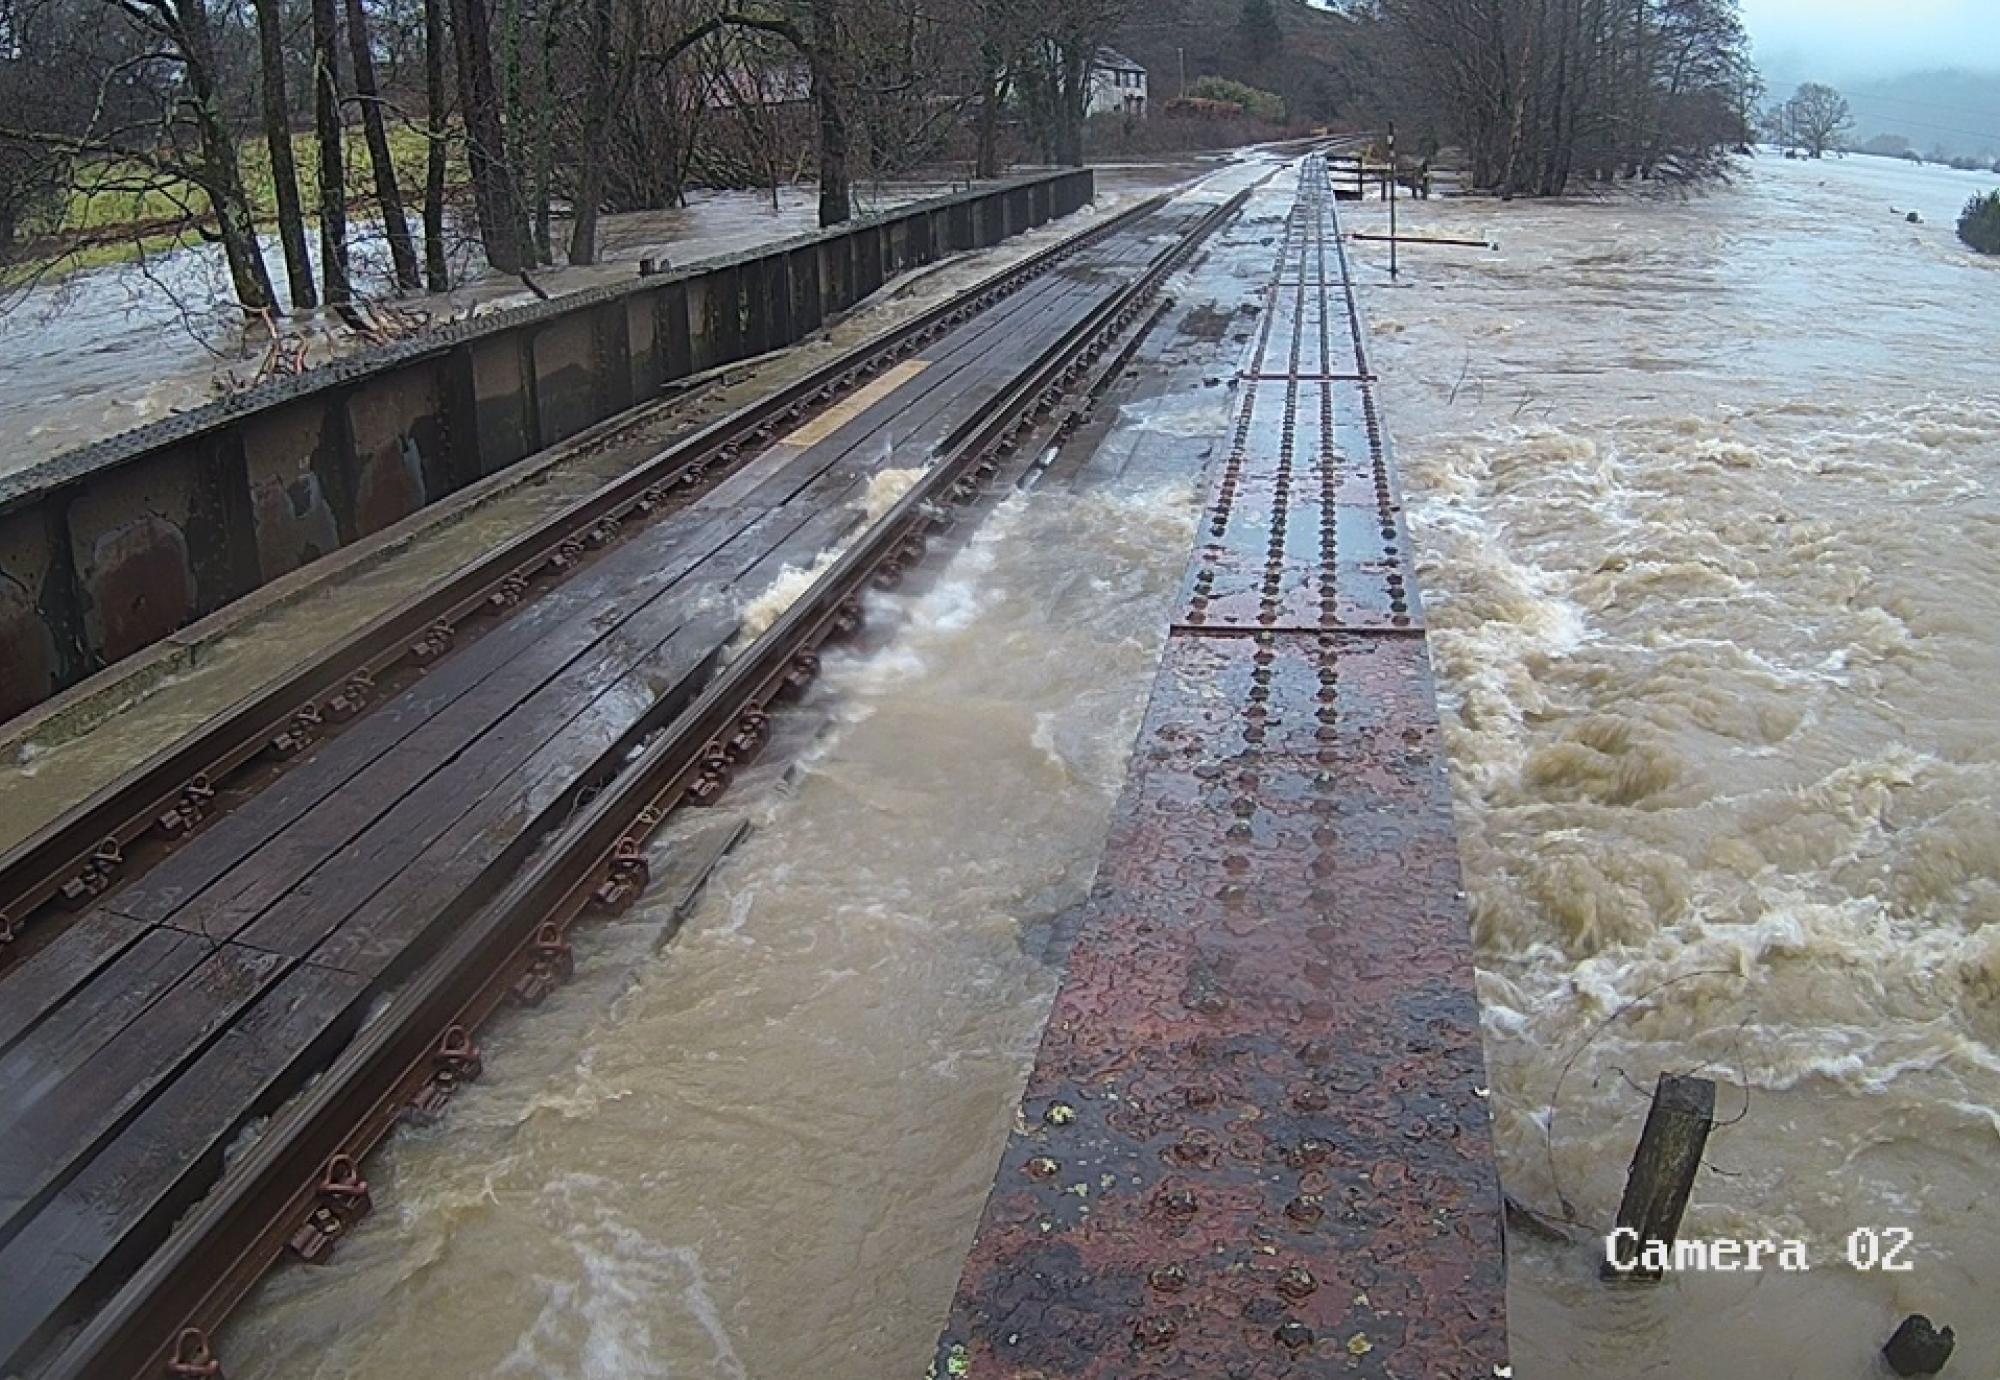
[163, 148, 2000, 1379]
[217, 469, 1209, 1378]
[1344, 153, 2000, 1376]
[204, 163, 1269, 1380]
[0, 185, 943, 475]
[0, 162, 1219, 479]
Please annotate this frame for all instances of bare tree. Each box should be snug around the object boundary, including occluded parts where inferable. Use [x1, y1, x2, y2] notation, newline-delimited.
[452, 0, 531, 270]
[1007, 0, 1130, 167]
[250, 0, 317, 309]
[804, 0, 851, 225]
[310, 0, 351, 303]
[345, 0, 423, 290]
[0, 0, 281, 311]
[421, 0, 452, 287]
[973, 0, 1022, 178]
[641, 4, 852, 227]
[1785, 81, 1851, 159]
[565, 0, 644, 262]
[1374, 0, 1755, 195]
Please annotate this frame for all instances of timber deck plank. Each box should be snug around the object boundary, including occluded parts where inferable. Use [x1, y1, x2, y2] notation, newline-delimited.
[0, 962, 369, 1366]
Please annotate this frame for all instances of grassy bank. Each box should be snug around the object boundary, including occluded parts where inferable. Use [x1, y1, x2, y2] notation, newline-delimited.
[16, 123, 462, 282]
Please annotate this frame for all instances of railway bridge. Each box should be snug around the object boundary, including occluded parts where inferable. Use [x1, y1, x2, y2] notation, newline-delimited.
[0, 150, 1505, 1379]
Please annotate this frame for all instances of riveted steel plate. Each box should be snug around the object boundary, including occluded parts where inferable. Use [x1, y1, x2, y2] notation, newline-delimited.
[940, 154, 1504, 1380]
[1176, 376, 1421, 634]
[938, 633, 1503, 1379]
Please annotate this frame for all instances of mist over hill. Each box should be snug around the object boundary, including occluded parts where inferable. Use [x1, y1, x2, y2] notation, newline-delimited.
[1768, 67, 2000, 161]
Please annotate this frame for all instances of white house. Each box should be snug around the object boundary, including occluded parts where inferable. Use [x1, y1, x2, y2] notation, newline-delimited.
[1088, 47, 1148, 119]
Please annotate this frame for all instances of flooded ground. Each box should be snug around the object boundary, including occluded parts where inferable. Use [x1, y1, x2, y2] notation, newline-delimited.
[0, 159, 1219, 477]
[1344, 153, 2000, 1375]
[0, 175, 1198, 851]
[0, 185, 940, 474]
[57, 144, 1997, 1378]
[210, 162, 1268, 1380]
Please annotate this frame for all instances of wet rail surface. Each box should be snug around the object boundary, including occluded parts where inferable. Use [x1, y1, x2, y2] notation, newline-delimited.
[0, 190, 1238, 1380]
[938, 157, 1507, 1377]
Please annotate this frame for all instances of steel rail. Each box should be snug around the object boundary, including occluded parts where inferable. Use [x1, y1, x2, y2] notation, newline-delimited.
[0, 193, 1172, 953]
[39, 185, 1251, 1380]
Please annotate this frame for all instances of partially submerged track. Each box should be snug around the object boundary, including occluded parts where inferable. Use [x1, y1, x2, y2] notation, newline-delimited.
[0, 190, 1167, 947]
[938, 156, 1508, 1377]
[0, 183, 1249, 1380]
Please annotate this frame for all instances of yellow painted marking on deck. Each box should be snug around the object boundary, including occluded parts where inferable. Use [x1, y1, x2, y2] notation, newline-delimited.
[778, 359, 931, 448]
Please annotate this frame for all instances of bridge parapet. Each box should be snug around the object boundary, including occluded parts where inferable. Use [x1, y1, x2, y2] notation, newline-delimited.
[0, 170, 1093, 724]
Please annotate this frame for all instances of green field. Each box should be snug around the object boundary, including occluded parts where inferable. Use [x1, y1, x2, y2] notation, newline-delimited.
[29, 123, 459, 280]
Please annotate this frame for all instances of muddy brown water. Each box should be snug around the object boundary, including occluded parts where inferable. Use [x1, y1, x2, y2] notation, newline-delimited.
[210, 162, 1280, 1379]
[1346, 152, 2000, 1376]
[215, 477, 1211, 1380]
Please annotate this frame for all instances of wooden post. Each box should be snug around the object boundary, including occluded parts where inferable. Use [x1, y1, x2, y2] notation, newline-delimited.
[1602, 1073, 1714, 1281]
[1387, 123, 1400, 281]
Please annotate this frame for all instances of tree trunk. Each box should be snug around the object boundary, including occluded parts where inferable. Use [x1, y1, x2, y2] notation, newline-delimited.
[811, 0, 850, 227]
[531, 10, 561, 265]
[1055, 42, 1088, 167]
[1499, 0, 1543, 198]
[451, 0, 529, 271]
[310, 0, 351, 305]
[422, 0, 451, 289]
[568, 163, 604, 266]
[975, 45, 1005, 179]
[566, 0, 615, 264]
[176, 0, 278, 313]
[251, 0, 317, 310]
[499, 0, 546, 264]
[345, 0, 422, 292]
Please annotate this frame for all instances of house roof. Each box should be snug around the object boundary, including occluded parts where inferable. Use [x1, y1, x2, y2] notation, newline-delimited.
[1094, 46, 1145, 75]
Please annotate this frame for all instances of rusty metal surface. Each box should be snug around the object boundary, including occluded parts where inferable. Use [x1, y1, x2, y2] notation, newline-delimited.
[939, 154, 1506, 1380]
[1177, 371, 1420, 636]
[1178, 166, 1421, 638]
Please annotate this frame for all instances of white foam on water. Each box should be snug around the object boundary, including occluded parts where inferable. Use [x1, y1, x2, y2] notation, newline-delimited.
[726, 465, 932, 655]
[1357, 152, 2000, 1376]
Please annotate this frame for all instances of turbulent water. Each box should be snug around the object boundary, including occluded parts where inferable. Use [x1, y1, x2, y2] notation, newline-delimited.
[1344, 154, 2000, 1375]
[218, 468, 1205, 1379]
[196, 149, 2000, 1378]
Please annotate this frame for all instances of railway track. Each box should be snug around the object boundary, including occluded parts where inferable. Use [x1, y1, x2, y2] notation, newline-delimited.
[0, 177, 1255, 1380]
[0, 191, 1168, 954]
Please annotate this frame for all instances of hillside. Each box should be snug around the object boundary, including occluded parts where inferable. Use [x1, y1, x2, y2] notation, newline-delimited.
[1765, 66, 2000, 162]
[1110, 0, 1365, 123]
[1844, 69, 2000, 162]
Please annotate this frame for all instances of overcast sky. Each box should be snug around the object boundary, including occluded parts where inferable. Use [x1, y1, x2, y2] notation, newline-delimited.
[1741, 0, 2000, 83]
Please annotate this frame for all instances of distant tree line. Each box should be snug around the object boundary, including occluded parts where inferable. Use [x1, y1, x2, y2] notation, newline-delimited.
[0, 0, 1137, 313]
[1357, 0, 1761, 195]
[1854, 132, 2000, 174]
